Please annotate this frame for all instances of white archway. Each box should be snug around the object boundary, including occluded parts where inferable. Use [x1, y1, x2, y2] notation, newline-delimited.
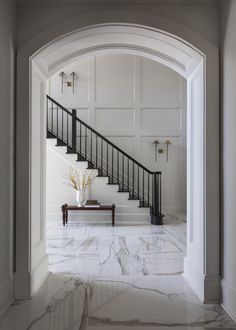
[15, 22, 220, 303]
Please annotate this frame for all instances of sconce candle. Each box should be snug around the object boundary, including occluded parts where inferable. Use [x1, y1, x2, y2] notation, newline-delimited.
[70, 72, 77, 94]
[59, 71, 66, 93]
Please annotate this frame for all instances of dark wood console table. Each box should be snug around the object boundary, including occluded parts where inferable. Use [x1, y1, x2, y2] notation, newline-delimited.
[61, 203, 116, 226]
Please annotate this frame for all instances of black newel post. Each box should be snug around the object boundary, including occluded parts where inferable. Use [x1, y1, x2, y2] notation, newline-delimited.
[151, 172, 164, 225]
[71, 109, 77, 153]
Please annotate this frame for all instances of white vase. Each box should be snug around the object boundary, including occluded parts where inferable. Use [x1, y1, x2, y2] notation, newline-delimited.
[76, 189, 85, 207]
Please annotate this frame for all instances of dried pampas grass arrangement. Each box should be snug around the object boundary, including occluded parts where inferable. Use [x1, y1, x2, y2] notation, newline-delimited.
[63, 167, 98, 191]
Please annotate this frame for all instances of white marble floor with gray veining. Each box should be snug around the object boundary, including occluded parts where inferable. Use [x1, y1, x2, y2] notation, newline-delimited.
[1, 215, 236, 330]
[46, 215, 186, 276]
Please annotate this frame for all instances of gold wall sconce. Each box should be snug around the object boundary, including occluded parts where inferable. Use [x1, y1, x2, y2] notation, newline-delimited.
[153, 139, 171, 162]
[59, 71, 78, 94]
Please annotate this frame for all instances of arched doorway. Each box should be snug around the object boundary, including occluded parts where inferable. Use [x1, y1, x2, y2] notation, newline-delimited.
[15, 22, 220, 303]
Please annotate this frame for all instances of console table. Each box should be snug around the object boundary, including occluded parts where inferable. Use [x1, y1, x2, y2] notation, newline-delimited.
[61, 203, 116, 226]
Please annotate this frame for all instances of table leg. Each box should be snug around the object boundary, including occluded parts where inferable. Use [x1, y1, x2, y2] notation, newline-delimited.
[62, 208, 65, 226]
[62, 204, 68, 226]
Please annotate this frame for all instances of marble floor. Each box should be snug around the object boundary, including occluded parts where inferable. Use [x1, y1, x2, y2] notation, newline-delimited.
[46, 215, 186, 276]
[1, 215, 236, 330]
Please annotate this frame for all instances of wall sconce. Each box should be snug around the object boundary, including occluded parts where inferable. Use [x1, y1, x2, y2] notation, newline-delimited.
[59, 71, 78, 94]
[153, 139, 171, 162]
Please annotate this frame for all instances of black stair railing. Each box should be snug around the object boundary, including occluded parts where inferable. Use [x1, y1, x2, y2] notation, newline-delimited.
[46, 95, 164, 225]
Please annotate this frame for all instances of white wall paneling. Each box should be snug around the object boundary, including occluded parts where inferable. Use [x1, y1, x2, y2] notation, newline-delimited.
[30, 63, 49, 294]
[48, 54, 187, 214]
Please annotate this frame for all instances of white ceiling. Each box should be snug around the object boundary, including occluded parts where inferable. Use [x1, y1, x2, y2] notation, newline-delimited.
[16, 0, 220, 6]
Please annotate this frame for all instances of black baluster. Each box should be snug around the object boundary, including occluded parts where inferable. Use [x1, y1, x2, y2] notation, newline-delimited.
[127, 159, 129, 191]
[138, 166, 140, 198]
[101, 139, 103, 176]
[80, 123, 82, 155]
[112, 147, 114, 183]
[132, 162, 134, 197]
[107, 143, 108, 176]
[51, 101, 53, 132]
[85, 127, 87, 159]
[62, 110, 64, 141]
[46, 97, 48, 132]
[143, 169, 145, 205]
[71, 109, 76, 153]
[90, 131, 93, 163]
[96, 135, 98, 168]
[117, 151, 119, 183]
[56, 106, 58, 138]
[148, 173, 150, 206]
[122, 154, 124, 189]
[66, 114, 68, 144]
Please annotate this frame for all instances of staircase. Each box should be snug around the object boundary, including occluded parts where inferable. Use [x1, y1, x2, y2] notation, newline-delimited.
[46, 95, 164, 225]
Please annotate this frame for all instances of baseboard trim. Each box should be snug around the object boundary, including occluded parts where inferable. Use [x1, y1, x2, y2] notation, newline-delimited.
[221, 278, 236, 322]
[14, 255, 49, 299]
[0, 276, 14, 317]
[14, 269, 31, 299]
[31, 254, 49, 295]
[183, 257, 220, 303]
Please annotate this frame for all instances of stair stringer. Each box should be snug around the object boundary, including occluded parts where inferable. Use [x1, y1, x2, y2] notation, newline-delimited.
[46, 139, 150, 224]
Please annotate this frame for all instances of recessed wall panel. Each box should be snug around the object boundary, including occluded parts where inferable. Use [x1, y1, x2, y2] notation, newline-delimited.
[141, 58, 180, 106]
[141, 108, 181, 130]
[95, 108, 134, 130]
[95, 54, 134, 104]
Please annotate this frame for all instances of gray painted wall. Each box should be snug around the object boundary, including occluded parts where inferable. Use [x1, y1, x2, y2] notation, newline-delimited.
[0, 0, 15, 315]
[221, 0, 236, 321]
[16, 3, 219, 48]
[0, 0, 225, 314]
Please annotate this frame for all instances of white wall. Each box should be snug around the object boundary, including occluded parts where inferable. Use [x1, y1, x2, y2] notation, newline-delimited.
[0, 0, 15, 315]
[220, 0, 236, 321]
[48, 54, 187, 214]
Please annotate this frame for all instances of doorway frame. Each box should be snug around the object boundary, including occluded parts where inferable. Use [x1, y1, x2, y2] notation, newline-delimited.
[15, 20, 220, 303]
